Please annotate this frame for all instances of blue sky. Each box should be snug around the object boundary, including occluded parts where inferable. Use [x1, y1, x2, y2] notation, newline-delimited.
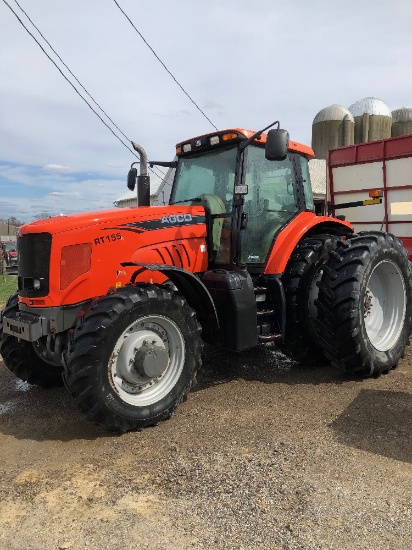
[1, 0, 411, 222]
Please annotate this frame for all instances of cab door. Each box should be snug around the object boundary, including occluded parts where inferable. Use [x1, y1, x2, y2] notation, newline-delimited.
[241, 147, 300, 264]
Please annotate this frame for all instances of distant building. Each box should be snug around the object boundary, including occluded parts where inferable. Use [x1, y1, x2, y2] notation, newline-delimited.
[310, 97, 412, 206]
[0, 221, 17, 240]
[312, 97, 412, 160]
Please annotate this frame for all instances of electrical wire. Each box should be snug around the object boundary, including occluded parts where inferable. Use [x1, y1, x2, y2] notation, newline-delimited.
[2, 0, 139, 159]
[12, 0, 133, 145]
[4, 0, 175, 194]
[112, 0, 218, 131]
[149, 166, 164, 178]
[151, 166, 166, 178]
[149, 165, 173, 189]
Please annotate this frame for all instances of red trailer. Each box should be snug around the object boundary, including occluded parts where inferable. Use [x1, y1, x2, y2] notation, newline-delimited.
[328, 134, 412, 260]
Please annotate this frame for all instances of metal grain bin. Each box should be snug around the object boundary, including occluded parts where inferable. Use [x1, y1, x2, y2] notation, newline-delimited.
[312, 104, 354, 159]
[348, 97, 392, 144]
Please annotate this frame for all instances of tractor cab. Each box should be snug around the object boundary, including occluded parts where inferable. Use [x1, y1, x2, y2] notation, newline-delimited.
[170, 126, 315, 271]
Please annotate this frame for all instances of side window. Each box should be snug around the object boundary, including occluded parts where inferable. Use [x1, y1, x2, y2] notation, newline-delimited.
[244, 149, 297, 215]
[299, 157, 315, 211]
[241, 147, 298, 263]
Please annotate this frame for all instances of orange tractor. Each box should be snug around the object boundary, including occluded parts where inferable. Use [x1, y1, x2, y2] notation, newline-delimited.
[1, 122, 411, 431]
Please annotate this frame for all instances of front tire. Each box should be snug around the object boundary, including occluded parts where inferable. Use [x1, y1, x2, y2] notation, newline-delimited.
[64, 285, 202, 432]
[0, 293, 64, 387]
[316, 232, 412, 376]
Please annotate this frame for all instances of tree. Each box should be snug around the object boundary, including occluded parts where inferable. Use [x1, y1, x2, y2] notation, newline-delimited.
[7, 216, 25, 226]
[33, 212, 54, 220]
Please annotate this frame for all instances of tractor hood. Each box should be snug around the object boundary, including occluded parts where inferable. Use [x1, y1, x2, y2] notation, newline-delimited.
[20, 206, 205, 236]
[17, 205, 208, 308]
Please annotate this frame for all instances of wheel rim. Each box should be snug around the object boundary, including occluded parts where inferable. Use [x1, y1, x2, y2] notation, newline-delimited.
[32, 336, 63, 367]
[108, 315, 185, 406]
[363, 260, 406, 351]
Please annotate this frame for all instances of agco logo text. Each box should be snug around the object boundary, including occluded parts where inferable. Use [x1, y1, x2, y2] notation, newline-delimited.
[161, 214, 192, 224]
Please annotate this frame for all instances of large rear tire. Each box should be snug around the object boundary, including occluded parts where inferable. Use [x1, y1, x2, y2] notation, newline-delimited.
[280, 234, 339, 362]
[316, 232, 412, 376]
[0, 293, 64, 387]
[64, 285, 202, 432]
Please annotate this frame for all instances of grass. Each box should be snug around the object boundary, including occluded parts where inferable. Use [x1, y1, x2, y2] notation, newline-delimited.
[0, 274, 17, 306]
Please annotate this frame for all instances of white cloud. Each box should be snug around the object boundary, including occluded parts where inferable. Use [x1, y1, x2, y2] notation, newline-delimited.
[43, 164, 72, 172]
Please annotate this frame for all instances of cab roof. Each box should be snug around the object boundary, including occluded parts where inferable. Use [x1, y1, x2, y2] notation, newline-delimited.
[176, 128, 314, 159]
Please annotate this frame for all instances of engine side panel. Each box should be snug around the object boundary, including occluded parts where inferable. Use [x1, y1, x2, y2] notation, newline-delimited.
[18, 206, 208, 307]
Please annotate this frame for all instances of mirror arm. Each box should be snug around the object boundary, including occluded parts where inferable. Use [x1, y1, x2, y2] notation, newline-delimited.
[149, 160, 178, 168]
[239, 120, 280, 151]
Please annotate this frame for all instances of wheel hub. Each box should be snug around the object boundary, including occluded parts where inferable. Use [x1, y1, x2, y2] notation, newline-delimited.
[108, 315, 186, 406]
[114, 325, 168, 389]
[134, 342, 169, 378]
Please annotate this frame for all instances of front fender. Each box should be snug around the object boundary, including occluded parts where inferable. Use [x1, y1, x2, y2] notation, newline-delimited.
[121, 262, 219, 329]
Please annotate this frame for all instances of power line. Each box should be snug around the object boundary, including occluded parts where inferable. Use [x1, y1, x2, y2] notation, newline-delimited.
[3, 0, 139, 159]
[112, 0, 218, 131]
[12, 0, 132, 145]
[4, 0, 174, 193]
[151, 165, 166, 178]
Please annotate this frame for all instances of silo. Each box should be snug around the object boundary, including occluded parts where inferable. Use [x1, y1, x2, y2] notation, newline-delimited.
[348, 97, 392, 143]
[391, 108, 412, 136]
[312, 104, 355, 159]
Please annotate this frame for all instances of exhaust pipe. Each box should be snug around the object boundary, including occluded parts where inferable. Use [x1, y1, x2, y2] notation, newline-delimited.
[128, 141, 151, 207]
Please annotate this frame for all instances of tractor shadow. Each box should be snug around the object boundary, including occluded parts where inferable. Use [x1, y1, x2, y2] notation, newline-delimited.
[330, 388, 412, 464]
[0, 344, 345, 443]
[196, 342, 345, 390]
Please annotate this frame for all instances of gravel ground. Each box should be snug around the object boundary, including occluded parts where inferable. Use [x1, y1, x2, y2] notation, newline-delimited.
[0, 339, 411, 549]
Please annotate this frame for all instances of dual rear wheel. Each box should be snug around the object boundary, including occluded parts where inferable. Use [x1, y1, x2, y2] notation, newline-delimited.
[282, 231, 411, 376]
[315, 232, 411, 376]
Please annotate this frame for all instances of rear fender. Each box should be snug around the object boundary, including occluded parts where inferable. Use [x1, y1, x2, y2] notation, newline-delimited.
[264, 212, 353, 274]
[121, 262, 219, 329]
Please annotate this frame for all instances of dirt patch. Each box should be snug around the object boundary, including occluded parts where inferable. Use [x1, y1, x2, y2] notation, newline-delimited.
[0, 339, 411, 549]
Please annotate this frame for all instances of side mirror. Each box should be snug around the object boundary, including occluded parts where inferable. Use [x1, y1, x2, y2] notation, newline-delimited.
[265, 129, 289, 161]
[127, 167, 138, 191]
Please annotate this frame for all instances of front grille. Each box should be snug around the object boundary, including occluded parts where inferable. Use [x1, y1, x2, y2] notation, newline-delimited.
[18, 232, 52, 297]
[60, 242, 92, 290]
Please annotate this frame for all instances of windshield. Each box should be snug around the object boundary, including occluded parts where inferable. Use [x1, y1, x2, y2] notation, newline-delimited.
[172, 146, 237, 265]
[172, 146, 237, 204]
[5, 243, 17, 252]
